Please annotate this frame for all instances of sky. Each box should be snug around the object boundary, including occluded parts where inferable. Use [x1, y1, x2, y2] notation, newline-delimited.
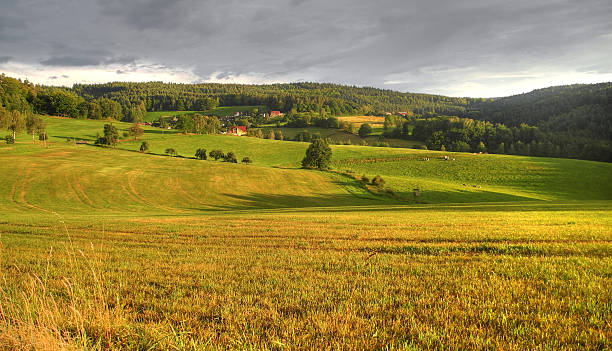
[1, 0, 611, 98]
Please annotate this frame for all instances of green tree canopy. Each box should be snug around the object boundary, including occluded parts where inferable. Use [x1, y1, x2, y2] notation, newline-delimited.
[301, 139, 332, 170]
[358, 123, 373, 137]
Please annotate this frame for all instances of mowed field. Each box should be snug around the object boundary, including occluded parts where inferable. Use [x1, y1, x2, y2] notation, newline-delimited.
[1, 116, 611, 350]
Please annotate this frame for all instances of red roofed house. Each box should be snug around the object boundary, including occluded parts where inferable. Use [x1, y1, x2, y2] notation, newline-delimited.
[228, 126, 247, 136]
[270, 110, 281, 117]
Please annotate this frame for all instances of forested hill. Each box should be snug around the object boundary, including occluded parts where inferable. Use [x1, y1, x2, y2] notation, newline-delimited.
[1, 73, 611, 148]
[471, 83, 612, 140]
[71, 81, 482, 117]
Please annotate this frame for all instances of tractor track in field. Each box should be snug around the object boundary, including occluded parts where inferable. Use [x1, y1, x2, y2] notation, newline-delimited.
[18, 167, 52, 213]
[71, 172, 95, 206]
[124, 170, 181, 213]
[9, 169, 21, 207]
[174, 177, 210, 208]
[65, 172, 88, 206]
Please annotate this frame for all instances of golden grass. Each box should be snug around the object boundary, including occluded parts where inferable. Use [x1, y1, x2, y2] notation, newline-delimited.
[1, 205, 611, 350]
[338, 116, 386, 124]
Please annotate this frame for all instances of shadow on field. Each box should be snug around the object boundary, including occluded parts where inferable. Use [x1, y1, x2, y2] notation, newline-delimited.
[53, 135, 97, 141]
[143, 129, 181, 135]
[416, 188, 538, 203]
[213, 193, 390, 211]
[202, 193, 608, 214]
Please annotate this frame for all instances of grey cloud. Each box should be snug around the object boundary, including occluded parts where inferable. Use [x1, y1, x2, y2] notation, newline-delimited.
[0, 56, 11, 63]
[1, 0, 611, 96]
[40, 56, 102, 67]
[40, 54, 138, 67]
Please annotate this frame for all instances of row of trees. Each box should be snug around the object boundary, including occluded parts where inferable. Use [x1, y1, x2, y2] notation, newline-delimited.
[70, 80, 479, 116]
[0, 105, 47, 144]
[383, 115, 612, 162]
[174, 114, 221, 134]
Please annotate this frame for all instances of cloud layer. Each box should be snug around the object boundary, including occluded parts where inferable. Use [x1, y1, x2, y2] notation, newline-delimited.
[1, 0, 611, 97]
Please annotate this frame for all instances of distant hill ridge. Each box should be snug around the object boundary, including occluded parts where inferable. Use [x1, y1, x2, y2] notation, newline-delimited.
[1, 73, 611, 144]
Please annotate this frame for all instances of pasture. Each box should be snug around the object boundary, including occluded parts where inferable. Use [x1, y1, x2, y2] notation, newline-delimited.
[0, 116, 611, 350]
[143, 111, 200, 123]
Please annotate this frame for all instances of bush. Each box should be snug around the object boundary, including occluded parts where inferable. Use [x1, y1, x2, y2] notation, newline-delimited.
[371, 175, 386, 187]
[5, 135, 15, 144]
[139, 141, 149, 153]
[224, 152, 238, 163]
[195, 148, 207, 160]
[294, 131, 312, 142]
[274, 130, 283, 140]
[361, 175, 370, 183]
[358, 123, 372, 137]
[241, 157, 252, 164]
[165, 148, 177, 157]
[209, 149, 225, 160]
[38, 132, 48, 141]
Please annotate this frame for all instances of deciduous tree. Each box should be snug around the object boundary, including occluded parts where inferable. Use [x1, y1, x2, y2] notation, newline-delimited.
[301, 139, 332, 170]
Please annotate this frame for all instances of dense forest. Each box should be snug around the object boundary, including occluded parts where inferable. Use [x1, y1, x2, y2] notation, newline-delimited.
[471, 83, 612, 141]
[1, 73, 610, 161]
[71, 81, 479, 117]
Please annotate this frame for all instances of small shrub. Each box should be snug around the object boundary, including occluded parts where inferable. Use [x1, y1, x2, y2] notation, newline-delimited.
[38, 132, 48, 141]
[195, 148, 207, 160]
[224, 151, 238, 163]
[358, 123, 372, 137]
[241, 157, 252, 164]
[371, 175, 385, 187]
[361, 175, 370, 183]
[5, 135, 15, 144]
[165, 148, 177, 157]
[139, 141, 149, 153]
[209, 149, 225, 160]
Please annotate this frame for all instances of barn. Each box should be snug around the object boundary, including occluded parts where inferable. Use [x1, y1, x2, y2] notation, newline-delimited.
[227, 126, 247, 136]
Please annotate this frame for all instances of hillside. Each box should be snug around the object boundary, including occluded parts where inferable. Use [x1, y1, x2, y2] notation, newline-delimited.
[1, 73, 611, 164]
[2, 115, 611, 350]
[471, 83, 612, 140]
[1, 116, 610, 216]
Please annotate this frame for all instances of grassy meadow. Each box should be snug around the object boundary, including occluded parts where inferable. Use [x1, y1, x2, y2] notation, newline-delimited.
[143, 106, 265, 122]
[1, 115, 611, 350]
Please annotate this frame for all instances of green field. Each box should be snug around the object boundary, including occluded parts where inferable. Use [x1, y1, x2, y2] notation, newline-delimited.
[1, 116, 611, 350]
[143, 110, 200, 122]
[203, 105, 265, 117]
[143, 106, 265, 122]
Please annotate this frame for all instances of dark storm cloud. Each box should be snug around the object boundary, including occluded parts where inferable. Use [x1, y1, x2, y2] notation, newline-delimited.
[0, 0, 611, 96]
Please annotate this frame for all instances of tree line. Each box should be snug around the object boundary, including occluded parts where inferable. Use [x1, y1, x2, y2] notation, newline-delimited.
[383, 115, 612, 162]
[1, 74, 610, 161]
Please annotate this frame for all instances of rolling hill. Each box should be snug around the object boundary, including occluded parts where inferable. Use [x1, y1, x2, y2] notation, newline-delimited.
[1, 115, 610, 216]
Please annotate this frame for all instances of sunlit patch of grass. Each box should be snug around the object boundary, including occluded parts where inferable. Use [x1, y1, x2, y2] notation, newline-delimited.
[1, 206, 611, 349]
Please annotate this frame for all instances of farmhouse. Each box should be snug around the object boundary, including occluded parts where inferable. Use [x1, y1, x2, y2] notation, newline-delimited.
[227, 126, 247, 136]
[270, 110, 281, 117]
